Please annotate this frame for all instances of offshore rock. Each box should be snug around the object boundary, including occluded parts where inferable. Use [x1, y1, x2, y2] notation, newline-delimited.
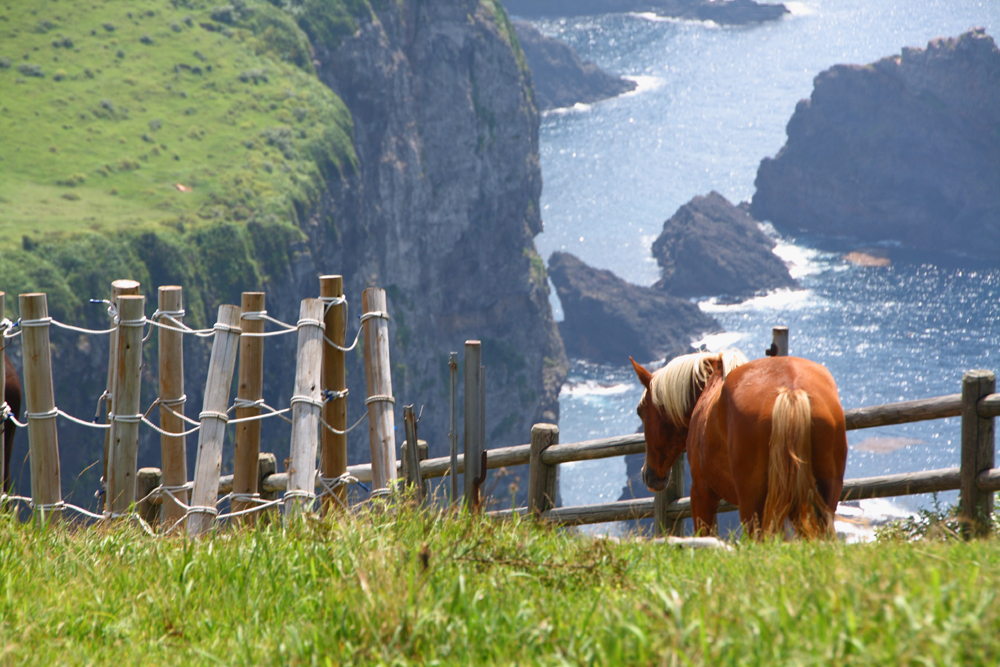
[653, 192, 797, 298]
[502, 0, 787, 25]
[548, 252, 717, 365]
[751, 29, 1000, 264]
[513, 21, 636, 110]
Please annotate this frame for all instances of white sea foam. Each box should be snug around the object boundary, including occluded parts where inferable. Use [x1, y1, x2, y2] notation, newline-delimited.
[772, 240, 827, 278]
[560, 379, 635, 399]
[543, 102, 593, 117]
[628, 11, 719, 28]
[622, 75, 665, 96]
[835, 498, 917, 543]
[783, 1, 818, 16]
[691, 331, 744, 351]
[698, 287, 816, 313]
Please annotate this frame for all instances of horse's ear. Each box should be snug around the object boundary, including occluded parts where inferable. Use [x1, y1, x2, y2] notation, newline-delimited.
[708, 355, 725, 379]
[630, 356, 652, 389]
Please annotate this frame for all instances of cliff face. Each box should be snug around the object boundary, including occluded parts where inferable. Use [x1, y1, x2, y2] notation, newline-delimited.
[512, 21, 636, 111]
[751, 29, 1000, 263]
[304, 0, 567, 466]
[653, 192, 796, 298]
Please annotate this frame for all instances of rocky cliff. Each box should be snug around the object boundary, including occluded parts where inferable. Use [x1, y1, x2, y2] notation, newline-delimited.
[502, 0, 787, 24]
[512, 21, 635, 110]
[0, 0, 566, 502]
[549, 252, 716, 365]
[653, 191, 796, 298]
[751, 29, 1000, 264]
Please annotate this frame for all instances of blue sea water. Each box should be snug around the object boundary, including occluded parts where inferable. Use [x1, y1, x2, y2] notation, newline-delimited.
[517, 0, 1000, 524]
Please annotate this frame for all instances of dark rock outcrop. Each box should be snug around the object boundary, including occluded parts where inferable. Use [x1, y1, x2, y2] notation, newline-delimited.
[513, 21, 636, 110]
[549, 252, 717, 365]
[751, 29, 1000, 264]
[503, 0, 787, 25]
[653, 191, 797, 298]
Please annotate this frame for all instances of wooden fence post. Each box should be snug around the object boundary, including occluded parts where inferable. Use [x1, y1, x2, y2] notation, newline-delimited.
[320, 276, 348, 512]
[106, 295, 146, 516]
[654, 453, 686, 536]
[233, 292, 265, 522]
[187, 305, 242, 538]
[765, 326, 789, 357]
[402, 405, 424, 504]
[285, 299, 325, 518]
[960, 369, 995, 539]
[157, 286, 188, 527]
[137, 467, 161, 526]
[528, 423, 559, 515]
[102, 279, 139, 512]
[19, 293, 62, 521]
[449, 351, 458, 505]
[362, 288, 396, 492]
[463, 341, 483, 509]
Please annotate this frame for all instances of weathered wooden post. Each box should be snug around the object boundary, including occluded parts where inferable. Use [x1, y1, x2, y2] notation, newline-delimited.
[463, 341, 483, 509]
[19, 293, 62, 521]
[157, 286, 188, 527]
[449, 351, 458, 504]
[960, 369, 996, 539]
[766, 326, 789, 357]
[137, 467, 162, 526]
[654, 454, 686, 536]
[285, 299, 325, 518]
[102, 279, 139, 511]
[362, 288, 396, 492]
[402, 405, 424, 504]
[187, 305, 242, 538]
[232, 292, 265, 522]
[106, 295, 146, 516]
[528, 423, 559, 515]
[320, 276, 348, 512]
[258, 452, 279, 524]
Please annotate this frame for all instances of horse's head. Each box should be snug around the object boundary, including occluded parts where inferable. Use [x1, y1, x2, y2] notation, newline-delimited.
[631, 350, 747, 492]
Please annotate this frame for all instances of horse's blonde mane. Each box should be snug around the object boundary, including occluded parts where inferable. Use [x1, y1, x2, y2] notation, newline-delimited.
[649, 349, 748, 427]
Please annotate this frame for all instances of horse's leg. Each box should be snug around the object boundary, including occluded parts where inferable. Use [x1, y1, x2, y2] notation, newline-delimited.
[690, 483, 721, 537]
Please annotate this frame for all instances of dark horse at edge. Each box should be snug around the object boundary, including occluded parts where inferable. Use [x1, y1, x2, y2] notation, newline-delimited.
[3, 356, 21, 495]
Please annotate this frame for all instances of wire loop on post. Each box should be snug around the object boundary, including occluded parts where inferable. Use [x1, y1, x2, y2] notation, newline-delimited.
[365, 394, 396, 406]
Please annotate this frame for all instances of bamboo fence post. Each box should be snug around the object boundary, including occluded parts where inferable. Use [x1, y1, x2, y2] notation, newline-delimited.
[157, 286, 188, 527]
[106, 295, 146, 516]
[528, 423, 559, 515]
[285, 299, 325, 518]
[463, 341, 483, 509]
[362, 288, 396, 492]
[187, 305, 242, 538]
[137, 467, 161, 525]
[320, 276, 347, 512]
[960, 369, 995, 539]
[654, 453, 686, 536]
[102, 279, 139, 511]
[19, 293, 61, 521]
[0, 292, 5, 492]
[449, 351, 458, 504]
[232, 292, 265, 522]
[402, 405, 424, 504]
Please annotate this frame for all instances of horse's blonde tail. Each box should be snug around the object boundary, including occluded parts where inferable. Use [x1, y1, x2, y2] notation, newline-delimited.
[762, 388, 832, 539]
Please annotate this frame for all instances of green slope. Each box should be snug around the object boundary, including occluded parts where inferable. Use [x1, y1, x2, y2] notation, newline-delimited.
[0, 0, 359, 320]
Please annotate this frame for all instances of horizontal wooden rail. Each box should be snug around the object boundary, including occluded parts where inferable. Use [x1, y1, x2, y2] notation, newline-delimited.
[208, 390, 998, 518]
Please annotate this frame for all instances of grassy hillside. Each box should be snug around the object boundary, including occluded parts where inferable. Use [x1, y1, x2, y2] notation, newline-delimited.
[2, 505, 1000, 664]
[0, 0, 359, 320]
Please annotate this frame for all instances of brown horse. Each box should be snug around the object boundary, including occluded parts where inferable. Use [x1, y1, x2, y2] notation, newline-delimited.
[2, 356, 21, 495]
[631, 350, 847, 538]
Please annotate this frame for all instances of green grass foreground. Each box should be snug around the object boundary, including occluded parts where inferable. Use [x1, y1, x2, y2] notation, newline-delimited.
[1, 506, 1000, 666]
